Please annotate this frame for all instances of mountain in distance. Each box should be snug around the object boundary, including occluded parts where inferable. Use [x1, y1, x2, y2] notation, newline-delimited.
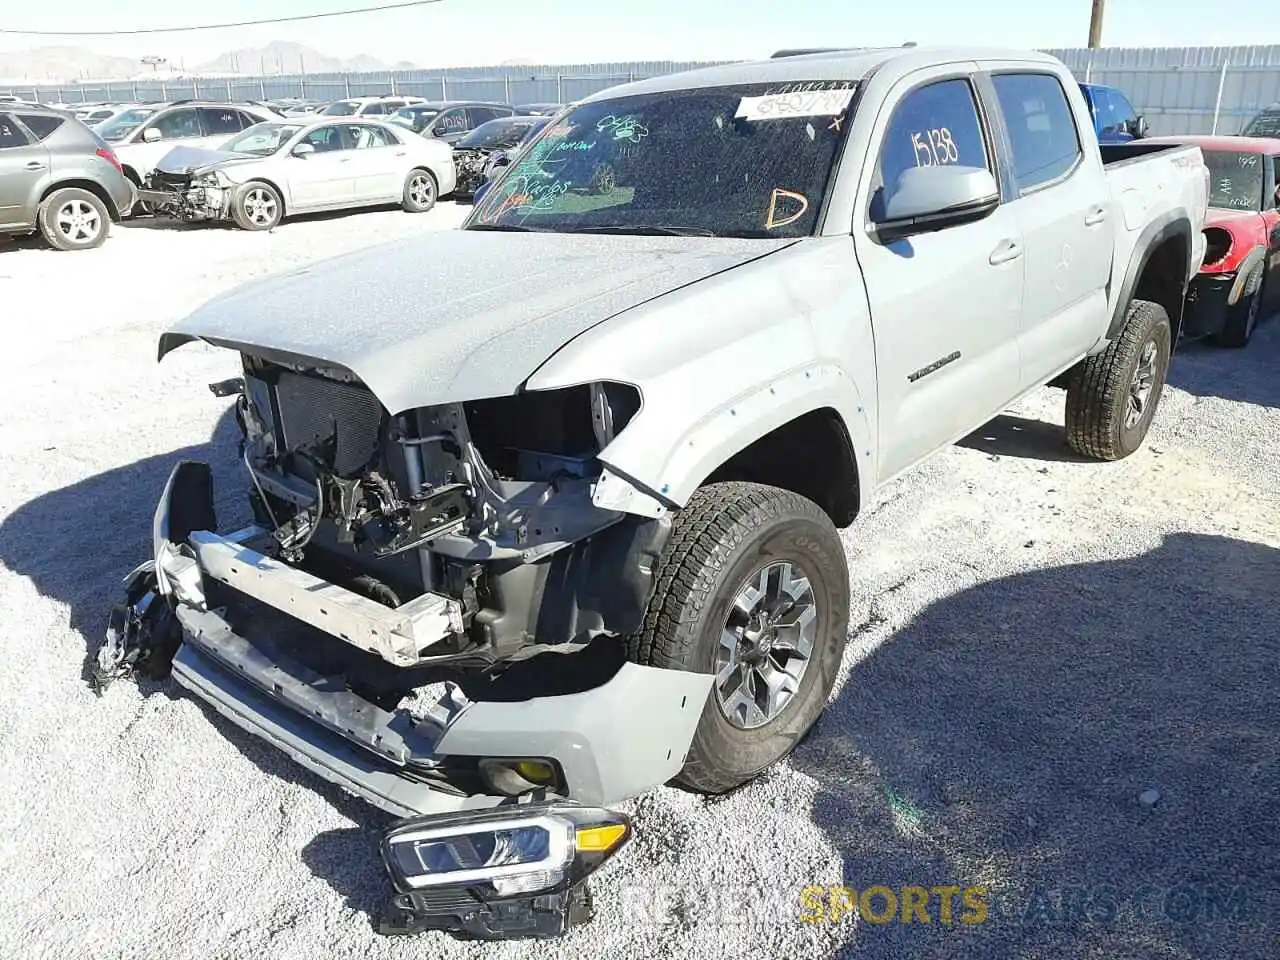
[194, 41, 419, 76]
[0, 41, 422, 83]
[0, 46, 146, 82]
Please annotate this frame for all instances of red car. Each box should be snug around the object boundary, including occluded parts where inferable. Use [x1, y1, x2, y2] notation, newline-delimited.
[1146, 135, 1280, 347]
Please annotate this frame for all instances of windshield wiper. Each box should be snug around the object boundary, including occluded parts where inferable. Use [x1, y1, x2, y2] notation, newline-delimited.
[567, 224, 717, 237]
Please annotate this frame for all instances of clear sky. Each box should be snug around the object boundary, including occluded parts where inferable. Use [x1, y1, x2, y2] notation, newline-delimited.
[0, 0, 1268, 67]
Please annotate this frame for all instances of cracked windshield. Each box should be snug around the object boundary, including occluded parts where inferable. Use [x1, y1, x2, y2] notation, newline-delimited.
[469, 82, 857, 238]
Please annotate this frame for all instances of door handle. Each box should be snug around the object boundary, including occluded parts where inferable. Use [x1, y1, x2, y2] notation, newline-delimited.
[394, 151, 406, 157]
[1085, 206, 1108, 226]
[989, 239, 1023, 265]
[24, 161, 45, 170]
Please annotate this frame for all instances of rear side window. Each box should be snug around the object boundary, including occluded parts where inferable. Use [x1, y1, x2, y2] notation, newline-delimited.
[992, 73, 1082, 192]
[872, 78, 990, 221]
[198, 107, 245, 136]
[17, 113, 65, 140]
[0, 114, 29, 148]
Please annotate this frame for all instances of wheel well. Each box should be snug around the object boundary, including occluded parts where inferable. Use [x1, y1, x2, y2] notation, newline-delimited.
[40, 179, 120, 221]
[1132, 234, 1189, 344]
[241, 178, 288, 217]
[122, 165, 141, 187]
[702, 408, 860, 528]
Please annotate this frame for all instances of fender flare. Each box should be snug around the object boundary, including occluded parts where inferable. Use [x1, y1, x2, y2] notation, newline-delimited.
[1106, 212, 1193, 340]
[1226, 244, 1267, 305]
[594, 361, 872, 516]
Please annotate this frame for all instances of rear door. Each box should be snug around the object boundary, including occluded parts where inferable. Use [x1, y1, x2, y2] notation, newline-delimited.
[987, 69, 1115, 388]
[345, 123, 404, 201]
[853, 68, 1025, 483]
[0, 113, 48, 227]
[196, 106, 250, 149]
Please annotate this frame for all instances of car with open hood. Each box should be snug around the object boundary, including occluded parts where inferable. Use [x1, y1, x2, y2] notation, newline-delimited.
[1145, 134, 1280, 346]
[100, 46, 1208, 940]
[451, 114, 552, 199]
[136, 115, 456, 230]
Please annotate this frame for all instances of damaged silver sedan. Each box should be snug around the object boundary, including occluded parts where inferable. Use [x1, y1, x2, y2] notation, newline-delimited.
[137, 116, 457, 230]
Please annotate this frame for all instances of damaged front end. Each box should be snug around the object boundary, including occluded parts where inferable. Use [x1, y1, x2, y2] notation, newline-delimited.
[98, 354, 709, 938]
[138, 167, 231, 222]
[452, 147, 493, 199]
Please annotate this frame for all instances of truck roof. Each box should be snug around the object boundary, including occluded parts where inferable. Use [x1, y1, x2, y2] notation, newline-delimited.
[581, 46, 1064, 101]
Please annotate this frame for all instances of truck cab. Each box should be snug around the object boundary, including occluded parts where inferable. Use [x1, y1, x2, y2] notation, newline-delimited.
[1079, 81, 1149, 142]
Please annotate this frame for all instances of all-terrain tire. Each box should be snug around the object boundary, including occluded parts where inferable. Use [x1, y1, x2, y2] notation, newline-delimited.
[627, 482, 850, 794]
[1218, 272, 1263, 348]
[37, 187, 110, 251]
[1065, 298, 1172, 461]
[403, 168, 438, 212]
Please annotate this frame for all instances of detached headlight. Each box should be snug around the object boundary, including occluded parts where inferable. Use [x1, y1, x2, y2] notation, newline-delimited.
[379, 803, 631, 939]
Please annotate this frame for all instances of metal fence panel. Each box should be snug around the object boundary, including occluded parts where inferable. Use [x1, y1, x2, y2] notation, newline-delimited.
[14, 48, 1280, 138]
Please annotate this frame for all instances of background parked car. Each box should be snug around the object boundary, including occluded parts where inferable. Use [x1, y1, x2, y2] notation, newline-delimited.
[513, 102, 564, 116]
[451, 115, 552, 199]
[0, 106, 135, 251]
[1146, 134, 1280, 347]
[386, 101, 515, 142]
[108, 101, 280, 189]
[1241, 103, 1280, 137]
[138, 116, 456, 231]
[91, 105, 158, 142]
[319, 95, 426, 118]
[1078, 82, 1148, 142]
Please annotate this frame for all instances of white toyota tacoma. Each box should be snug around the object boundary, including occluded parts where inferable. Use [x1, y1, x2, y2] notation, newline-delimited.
[99, 46, 1208, 940]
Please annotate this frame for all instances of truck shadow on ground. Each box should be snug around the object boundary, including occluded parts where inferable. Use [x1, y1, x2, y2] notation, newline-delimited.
[956, 413, 1090, 463]
[0, 406, 243, 684]
[792, 532, 1278, 960]
[1167, 321, 1279, 408]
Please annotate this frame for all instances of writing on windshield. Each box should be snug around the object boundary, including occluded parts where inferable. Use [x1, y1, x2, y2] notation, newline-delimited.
[468, 80, 856, 238]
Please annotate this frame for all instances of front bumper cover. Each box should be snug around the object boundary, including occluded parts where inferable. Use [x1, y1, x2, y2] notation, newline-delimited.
[122, 458, 714, 937]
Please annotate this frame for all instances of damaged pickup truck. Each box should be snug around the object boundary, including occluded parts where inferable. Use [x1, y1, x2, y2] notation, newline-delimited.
[99, 46, 1208, 940]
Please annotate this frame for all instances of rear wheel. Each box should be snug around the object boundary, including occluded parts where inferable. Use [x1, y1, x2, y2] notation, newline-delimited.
[37, 187, 109, 251]
[1218, 272, 1263, 347]
[231, 181, 283, 231]
[627, 482, 849, 794]
[1065, 298, 1171, 461]
[403, 168, 437, 212]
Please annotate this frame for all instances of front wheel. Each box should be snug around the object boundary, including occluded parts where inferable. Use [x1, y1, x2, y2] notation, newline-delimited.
[402, 169, 437, 213]
[628, 482, 849, 794]
[231, 181, 283, 231]
[1065, 298, 1172, 461]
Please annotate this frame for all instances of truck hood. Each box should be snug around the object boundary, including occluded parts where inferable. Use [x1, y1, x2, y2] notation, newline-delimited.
[154, 145, 256, 176]
[159, 230, 798, 414]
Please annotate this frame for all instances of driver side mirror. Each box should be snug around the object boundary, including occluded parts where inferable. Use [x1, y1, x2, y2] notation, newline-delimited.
[1127, 115, 1149, 138]
[873, 165, 1000, 242]
[142, 127, 161, 143]
[291, 142, 316, 157]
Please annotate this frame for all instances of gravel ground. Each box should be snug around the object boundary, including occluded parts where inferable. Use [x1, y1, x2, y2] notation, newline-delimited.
[0, 209, 1277, 960]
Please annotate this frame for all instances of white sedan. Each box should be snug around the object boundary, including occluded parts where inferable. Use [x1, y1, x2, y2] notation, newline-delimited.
[136, 116, 457, 231]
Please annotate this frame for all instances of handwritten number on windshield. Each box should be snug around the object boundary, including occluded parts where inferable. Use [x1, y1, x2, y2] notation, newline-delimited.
[596, 115, 649, 144]
[912, 128, 959, 167]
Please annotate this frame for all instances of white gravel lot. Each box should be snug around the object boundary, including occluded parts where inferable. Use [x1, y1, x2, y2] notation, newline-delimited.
[0, 207, 1277, 960]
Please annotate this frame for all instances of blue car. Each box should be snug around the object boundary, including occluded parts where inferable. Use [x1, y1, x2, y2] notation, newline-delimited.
[1078, 82, 1149, 143]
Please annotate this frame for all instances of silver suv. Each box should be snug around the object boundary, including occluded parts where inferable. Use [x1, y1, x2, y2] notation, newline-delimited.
[0, 107, 135, 251]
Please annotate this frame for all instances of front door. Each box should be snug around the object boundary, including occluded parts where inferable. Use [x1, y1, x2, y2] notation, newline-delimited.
[287, 124, 357, 209]
[0, 113, 48, 227]
[853, 71, 1025, 484]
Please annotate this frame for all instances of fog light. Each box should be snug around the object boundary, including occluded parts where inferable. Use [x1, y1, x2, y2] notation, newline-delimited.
[478, 757, 560, 796]
[379, 803, 632, 940]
